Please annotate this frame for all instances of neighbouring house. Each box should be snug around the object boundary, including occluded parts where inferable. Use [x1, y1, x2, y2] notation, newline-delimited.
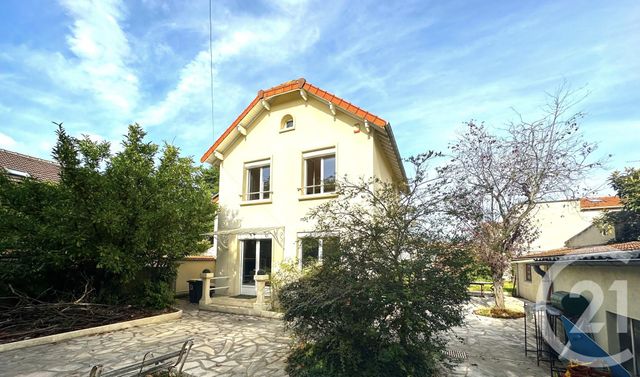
[513, 241, 640, 375]
[200, 78, 406, 296]
[174, 255, 216, 296]
[0, 148, 60, 182]
[173, 196, 219, 296]
[514, 196, 622, 302]
[512, 196, 640, 375]
[529, 196, 623, 252]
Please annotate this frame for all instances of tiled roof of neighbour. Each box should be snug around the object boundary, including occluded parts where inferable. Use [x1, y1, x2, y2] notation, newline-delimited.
[0, 149, 60, 182]
[200, 78, 390, 164]
[514, 241, 640, 261]
[580, 196, 622, 209]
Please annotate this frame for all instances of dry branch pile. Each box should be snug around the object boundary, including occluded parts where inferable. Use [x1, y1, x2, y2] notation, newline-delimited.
[0, 287, 166, 344]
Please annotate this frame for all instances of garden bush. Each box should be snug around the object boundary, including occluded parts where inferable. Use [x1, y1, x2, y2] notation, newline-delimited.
[279, 153, 472, 377]
[0, 124, 216, 308]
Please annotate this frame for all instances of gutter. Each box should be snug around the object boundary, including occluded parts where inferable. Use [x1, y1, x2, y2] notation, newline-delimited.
[384, 123, 408, 185]
[533, 265, 546, 277]
[530, 258, 640, 266]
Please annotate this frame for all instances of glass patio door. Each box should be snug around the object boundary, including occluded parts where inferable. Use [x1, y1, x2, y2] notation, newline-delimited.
[240, 239, 272, 296]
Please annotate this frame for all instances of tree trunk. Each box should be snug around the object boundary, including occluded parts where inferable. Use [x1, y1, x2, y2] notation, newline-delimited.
[493, 277, 505, 309]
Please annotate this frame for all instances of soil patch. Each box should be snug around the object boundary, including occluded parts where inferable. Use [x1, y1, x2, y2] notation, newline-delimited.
[0, 301, 174, 344]
[473, 306, 525, 319]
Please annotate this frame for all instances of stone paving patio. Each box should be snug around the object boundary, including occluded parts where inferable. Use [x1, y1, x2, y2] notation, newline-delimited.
[0, 301, 290, 377]
[0, 297, 551, 377]
[448, 296, 548, 377]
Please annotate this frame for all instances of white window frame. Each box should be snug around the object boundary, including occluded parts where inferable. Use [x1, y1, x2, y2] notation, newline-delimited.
[302, 148, 336, 195]
[244, 159, 271, 201]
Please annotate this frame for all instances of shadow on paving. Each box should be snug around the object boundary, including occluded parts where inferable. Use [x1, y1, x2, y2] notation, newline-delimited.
[445, 296, 549, 377]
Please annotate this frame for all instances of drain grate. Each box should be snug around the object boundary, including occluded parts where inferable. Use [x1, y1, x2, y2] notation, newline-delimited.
[444, 349, 468, 360]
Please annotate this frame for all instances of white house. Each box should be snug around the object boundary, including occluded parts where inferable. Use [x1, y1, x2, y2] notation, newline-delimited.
[514, 196, 623, 302]
[510, 197, 640, 375]
[529, 196, 622, 252]
[200, 78, 406, 296]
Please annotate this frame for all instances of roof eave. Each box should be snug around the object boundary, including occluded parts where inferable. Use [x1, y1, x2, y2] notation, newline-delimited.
[201, 84, 406, 183]
[384, 123, 408, 185]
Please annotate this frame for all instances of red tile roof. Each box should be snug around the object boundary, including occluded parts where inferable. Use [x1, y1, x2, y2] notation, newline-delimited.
[515, 241, 640, 260]
[0, 149, 60, 182]
[580, 196, 622, 209]
[201, 78, 389, 163]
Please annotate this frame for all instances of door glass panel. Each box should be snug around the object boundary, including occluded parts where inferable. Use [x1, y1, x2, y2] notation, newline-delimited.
[242, 240, 257, 285]
[258, 240, 272, 275]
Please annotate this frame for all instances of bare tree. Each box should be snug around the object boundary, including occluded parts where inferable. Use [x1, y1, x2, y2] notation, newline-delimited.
[444, 85, 605, 308]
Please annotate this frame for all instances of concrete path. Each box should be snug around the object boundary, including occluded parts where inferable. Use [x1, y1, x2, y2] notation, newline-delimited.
[0, 302, 290, 377]
[448, 296, 548, 377]
[0, 297, 551, 377]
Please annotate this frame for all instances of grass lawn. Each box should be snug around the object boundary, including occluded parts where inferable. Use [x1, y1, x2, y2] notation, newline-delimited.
[468, 281, 515, 295]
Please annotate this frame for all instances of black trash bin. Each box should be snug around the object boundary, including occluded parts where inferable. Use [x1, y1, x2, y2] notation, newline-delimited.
[187, 279, 203, 304]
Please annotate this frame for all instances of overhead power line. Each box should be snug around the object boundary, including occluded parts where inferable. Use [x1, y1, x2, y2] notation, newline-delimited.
[208, 0, 215, 143]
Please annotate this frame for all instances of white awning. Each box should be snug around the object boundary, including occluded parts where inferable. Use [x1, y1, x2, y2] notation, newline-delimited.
[204, 226, 285, 248]
[204, 226, 283, 236]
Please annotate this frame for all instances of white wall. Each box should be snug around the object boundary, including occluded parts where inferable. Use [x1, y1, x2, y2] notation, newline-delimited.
[530, 200, 611, 252]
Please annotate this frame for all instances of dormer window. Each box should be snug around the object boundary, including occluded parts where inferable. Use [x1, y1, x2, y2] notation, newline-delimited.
[281, 115, 294, 132]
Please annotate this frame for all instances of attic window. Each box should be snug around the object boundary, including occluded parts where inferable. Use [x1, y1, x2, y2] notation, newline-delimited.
[4, 168, 30, 178]
[281, 115, 294, 132]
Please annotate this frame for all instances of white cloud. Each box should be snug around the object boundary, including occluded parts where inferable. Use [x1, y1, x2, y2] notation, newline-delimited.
[140, 0, 322, 129]
[141, 50, 211, 126]
[59, 0, 139, 113]
[0, 132, 18, 149]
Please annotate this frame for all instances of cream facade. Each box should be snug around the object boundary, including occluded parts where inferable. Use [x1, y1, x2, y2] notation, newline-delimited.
[529, 199, 617, 252]
[174, 256, 216, 295]
[513, 262, 547, 303]
[515, 197, 622, 302]
[201, 79, 405, 297]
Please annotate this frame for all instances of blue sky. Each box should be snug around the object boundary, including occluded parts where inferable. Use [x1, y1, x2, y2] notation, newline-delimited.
[0, 0, 639, 191]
